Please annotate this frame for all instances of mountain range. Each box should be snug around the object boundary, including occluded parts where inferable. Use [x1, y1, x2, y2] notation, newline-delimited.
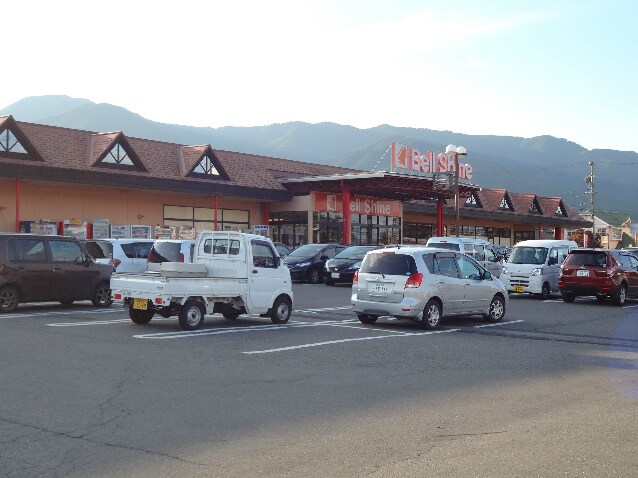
[2, 95, 637, 221]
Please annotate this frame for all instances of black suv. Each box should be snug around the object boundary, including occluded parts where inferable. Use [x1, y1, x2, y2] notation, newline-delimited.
[0, 233, 113, 312]
[282, 243, 349, 283]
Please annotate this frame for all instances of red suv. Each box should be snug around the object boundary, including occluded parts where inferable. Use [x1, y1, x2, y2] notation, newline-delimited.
[558, 249, 638, 305]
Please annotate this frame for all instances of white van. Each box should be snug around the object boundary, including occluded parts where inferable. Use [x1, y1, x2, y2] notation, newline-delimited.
[499, 239, 577, 299]
[84, 238, 156, 273]
[425, 237, 504, 277]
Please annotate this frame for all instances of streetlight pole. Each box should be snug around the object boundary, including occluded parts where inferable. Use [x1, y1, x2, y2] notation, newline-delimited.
[446, 145, 467, 237]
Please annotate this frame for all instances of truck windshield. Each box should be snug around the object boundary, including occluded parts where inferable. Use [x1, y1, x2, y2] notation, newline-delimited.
[508, 246, 548, 265]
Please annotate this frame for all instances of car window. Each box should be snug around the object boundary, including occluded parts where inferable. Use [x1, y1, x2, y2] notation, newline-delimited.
[120, 242, 154, 259]
[422, 253, 435, 273]
[548, 248, 559, 264]
[428, 242, 460, 251]
[615, 253, 634, 269]
[323, 247, 337, 259]
[564, 251, 608, 267]
[360, 253, 417, 275]
[473, 245, 485, 261]
[84, 240, 112, 259]
[148, 242, 181, 263]
[49, 240, 86, 262]
[434, 254, 460, 278]
[456, 254, 483, 280]
[628, 255, 638, 268]
[9, 239, 47, 262]
[484, 247, 496, 262]
[509, 246, 548, 265]
[252, 241, 277, 268]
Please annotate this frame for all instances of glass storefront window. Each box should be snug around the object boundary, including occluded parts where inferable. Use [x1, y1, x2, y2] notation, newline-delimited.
[270, 211, 308, 248]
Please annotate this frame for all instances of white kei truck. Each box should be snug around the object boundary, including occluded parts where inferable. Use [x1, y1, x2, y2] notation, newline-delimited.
[110, 231, 293, 330]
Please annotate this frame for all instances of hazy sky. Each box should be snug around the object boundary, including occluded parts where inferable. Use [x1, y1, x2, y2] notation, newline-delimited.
[3, 0, 637, 152]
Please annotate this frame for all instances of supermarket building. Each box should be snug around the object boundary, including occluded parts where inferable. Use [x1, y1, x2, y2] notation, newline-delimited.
[0, 115, 591, 245]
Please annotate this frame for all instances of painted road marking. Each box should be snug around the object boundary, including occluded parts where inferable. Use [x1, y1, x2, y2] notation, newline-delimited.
[2, 309, 123, 320]
[474, 320, 525, 328]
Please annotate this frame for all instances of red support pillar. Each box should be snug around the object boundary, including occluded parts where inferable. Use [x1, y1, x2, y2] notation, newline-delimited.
[554, 226, 562, 240]
[437, 199, 444, 237]
[214, 195, 218, 231]
[341, 181, 351, 244]
[15, 179, 20, 233]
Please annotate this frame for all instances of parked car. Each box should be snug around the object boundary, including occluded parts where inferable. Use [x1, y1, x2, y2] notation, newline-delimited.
[282, 243, 349, 283]
[351, 246, 508, 328]
[324, 245, 383, 285]
[273, 242, 292, 258]
[0, 233, 113, 312]
[500, 239, 577, 299]
[146, 239, 196, 272]
[558, 248, 638, 305]
[425, 237, 504, 277]
[83, 238, 155, 273]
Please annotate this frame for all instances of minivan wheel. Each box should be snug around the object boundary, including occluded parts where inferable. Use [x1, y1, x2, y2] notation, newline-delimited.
[420, 299, 442, 329]
[540, 283, 550, 300]
[179, 300, 205, 330]
[128, 305, 155, 324]
[308, 269, 322, 284]
[92, 282, 113, 308]
[357, 313, 378, 324]
[0, 286, 20, 312]
[271, 296, 292, 324]
[485, 295, 505, 323]
[613, 284, 627, 306]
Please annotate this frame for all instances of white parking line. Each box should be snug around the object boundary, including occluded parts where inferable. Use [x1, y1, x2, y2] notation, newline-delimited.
[2, 309, 123, 320]
[48, 319, 132, 327]
[474, 320, 525, 328]
[243, 329, 462, 354]
[133, 321, 341, 339]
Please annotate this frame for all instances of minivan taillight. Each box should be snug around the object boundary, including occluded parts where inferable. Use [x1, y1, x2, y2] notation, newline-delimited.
[405, 272, 423, 288]
[353, 270, 359, 284]
[178, 252, 185, 262]
[108, 258, 121, 270]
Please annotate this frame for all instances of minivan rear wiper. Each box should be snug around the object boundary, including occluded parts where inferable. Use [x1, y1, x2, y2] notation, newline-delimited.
[368, 270, 386, 278]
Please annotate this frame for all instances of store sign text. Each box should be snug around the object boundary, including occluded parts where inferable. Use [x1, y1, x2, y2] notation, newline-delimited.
[315, 193, 401, 217]
[391, 142, 473, 180]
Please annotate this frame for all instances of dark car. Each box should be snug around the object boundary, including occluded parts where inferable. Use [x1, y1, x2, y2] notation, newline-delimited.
[0, 233, 114, 312]
[558, 248, 638, 305]
[282, 243, 348, 284]
[324, 245, 383, 285]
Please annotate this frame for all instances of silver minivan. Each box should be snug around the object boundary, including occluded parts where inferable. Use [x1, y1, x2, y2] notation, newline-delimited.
[351, 246, 509, 329]
[425, 237, 504, 277]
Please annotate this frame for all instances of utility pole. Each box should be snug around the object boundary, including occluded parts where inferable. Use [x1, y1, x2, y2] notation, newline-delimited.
[585, 161, 595, 241]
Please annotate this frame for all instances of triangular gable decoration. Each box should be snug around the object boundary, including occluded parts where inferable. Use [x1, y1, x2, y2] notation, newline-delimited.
[188, 149, 229, 181]
[0, 116, 44, 161]
[529, 197, 542, 214]
[499, 193, 512, 210]
[465, 192, 481, 207]
[556, 202, 567, 216]
[94, 134, 147, 171]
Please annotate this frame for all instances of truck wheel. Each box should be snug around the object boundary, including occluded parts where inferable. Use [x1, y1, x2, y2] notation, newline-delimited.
[0, 286, 20, 312]
[128, 304, 155, 324]
[179, 300, 205, 330]
[270, 296, 291, 324]
[91, 282, 113, 308]
[540, 283, 550, 300]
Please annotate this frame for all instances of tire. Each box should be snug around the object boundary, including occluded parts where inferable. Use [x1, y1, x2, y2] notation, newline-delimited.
[485, 295, 505, 323]
[270, 295, 292, 324]
[596, 294, 607, 303]
[0, 286, 20, 313]
[420, 299, 442, 329]
[308, 269, 322, 284]
[613, 284, 627, 306]
[179, 300, 206, 330]
[59, 300, 74, 306]
[540, 283, 550, 300]
[357, 313, 377, 324]
[128, 304, 155, 324]
[92, 282, 113, 308]
[561, 292, 576, 303]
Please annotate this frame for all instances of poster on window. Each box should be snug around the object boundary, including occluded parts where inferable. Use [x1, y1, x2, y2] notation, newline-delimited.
[110, 224, 130, 239]
[63, 220, 89, 240]
[131, 225, 152, 239]
[92, 219, 110, 239]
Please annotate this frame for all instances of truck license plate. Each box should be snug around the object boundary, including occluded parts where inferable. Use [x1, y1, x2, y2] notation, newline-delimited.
[512, 286, 525, 293]
[133, 298, 148, 310]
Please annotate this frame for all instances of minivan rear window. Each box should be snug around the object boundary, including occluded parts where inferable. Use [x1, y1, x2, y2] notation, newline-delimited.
[564, 251, 608, 267]
[427, 242, 460, 251]
[121, 242, 154, 259]
[84, 240, 113, 259]
[148, 242, 181, 263]
[359, 253, 417, 276]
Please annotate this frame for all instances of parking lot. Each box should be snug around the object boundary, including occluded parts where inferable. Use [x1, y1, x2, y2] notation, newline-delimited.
[1, 284, 637, 477]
